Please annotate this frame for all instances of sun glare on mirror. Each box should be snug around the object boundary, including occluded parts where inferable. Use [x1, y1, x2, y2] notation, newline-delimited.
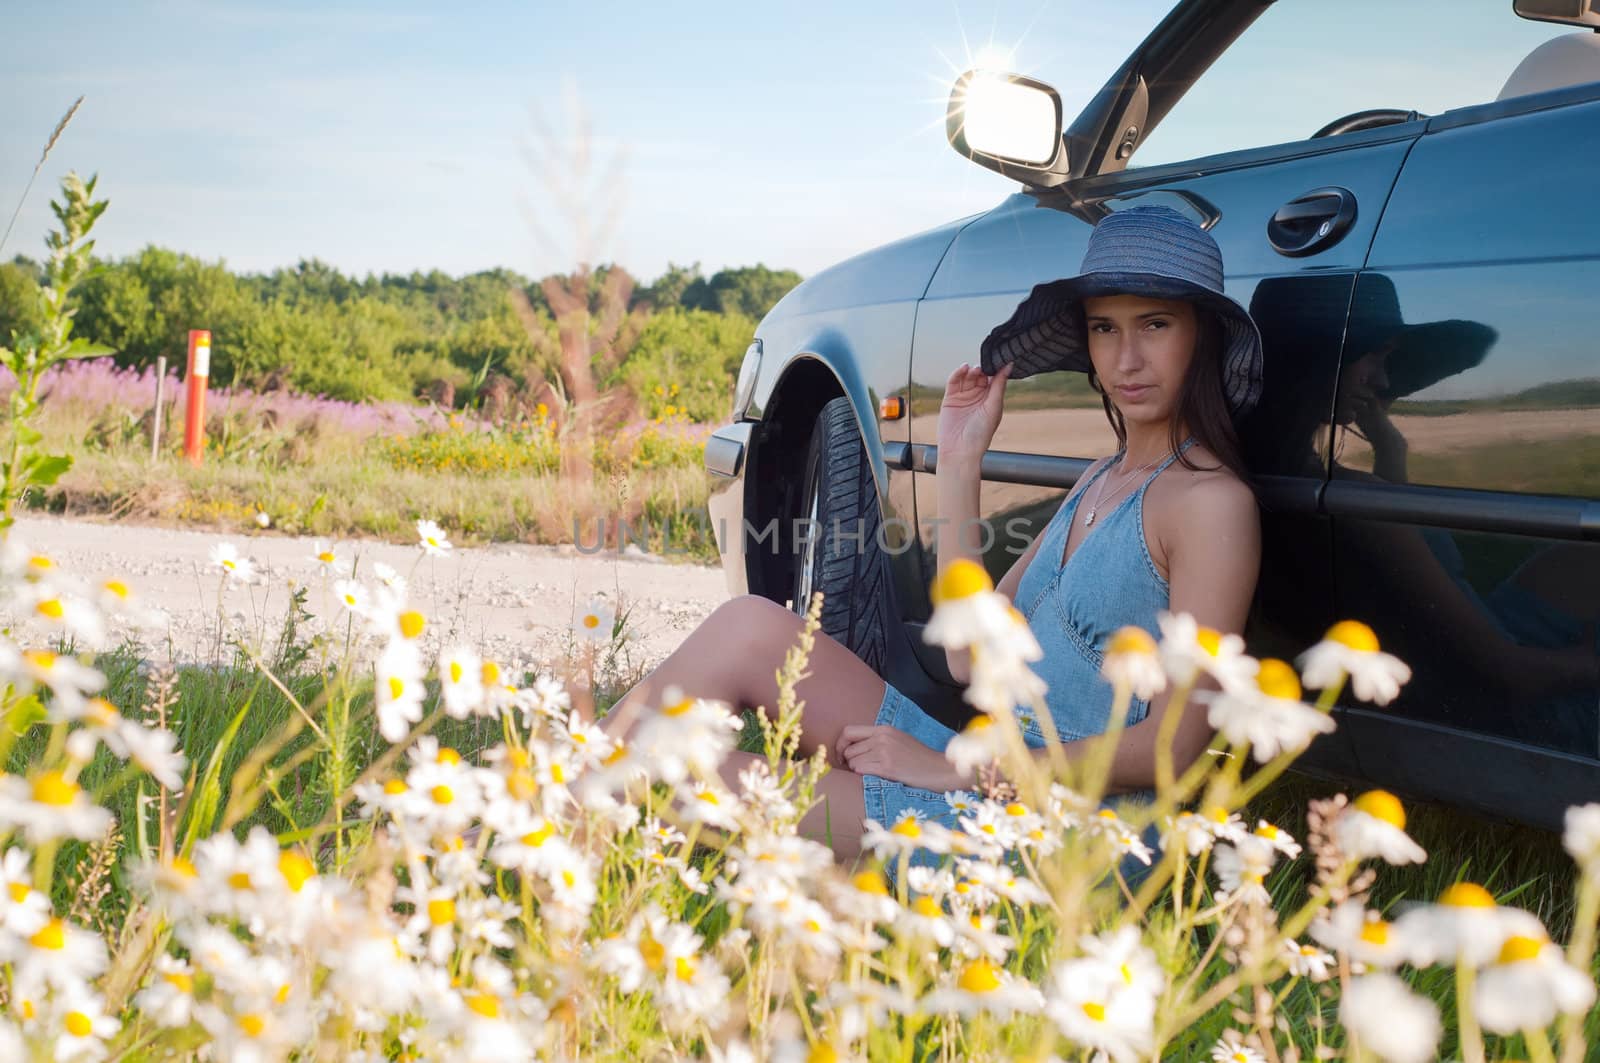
[958, 72, 1057, 165]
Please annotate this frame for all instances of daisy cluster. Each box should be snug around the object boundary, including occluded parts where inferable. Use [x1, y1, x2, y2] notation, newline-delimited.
[0, 536, 1593, 1060]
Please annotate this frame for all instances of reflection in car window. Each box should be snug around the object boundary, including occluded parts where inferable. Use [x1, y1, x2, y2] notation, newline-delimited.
[1129, 2, 1576, 167]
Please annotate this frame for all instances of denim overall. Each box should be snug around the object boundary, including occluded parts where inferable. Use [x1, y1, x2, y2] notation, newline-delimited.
[860, 437, 1198, 875]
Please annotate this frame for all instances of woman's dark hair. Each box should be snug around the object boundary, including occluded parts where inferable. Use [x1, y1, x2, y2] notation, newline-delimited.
[1086, 302, 1253, 488]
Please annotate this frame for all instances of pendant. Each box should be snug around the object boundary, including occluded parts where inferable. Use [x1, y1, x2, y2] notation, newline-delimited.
[1083, 509, 1096, 527]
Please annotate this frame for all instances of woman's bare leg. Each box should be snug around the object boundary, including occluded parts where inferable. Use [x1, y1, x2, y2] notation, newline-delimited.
[598, 594, 888, 767]
[719, 750, 869, 862]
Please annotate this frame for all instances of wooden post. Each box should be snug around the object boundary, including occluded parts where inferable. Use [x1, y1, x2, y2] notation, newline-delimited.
[182, 330, 210, 466]
[151, 355, 166, 461]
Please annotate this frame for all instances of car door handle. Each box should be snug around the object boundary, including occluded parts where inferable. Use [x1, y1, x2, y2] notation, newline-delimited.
[1267, 186, 1357, 257]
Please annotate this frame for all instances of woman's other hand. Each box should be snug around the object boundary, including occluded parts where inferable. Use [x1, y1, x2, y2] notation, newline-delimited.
[836, 724, 970, 793]
[937, 361, 1010, 467]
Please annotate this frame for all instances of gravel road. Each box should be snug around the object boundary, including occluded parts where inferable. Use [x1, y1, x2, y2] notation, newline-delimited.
[1, 516, 733, 684]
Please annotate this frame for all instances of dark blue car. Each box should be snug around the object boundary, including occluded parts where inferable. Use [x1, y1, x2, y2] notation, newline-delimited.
[705, 0, 1600, 829]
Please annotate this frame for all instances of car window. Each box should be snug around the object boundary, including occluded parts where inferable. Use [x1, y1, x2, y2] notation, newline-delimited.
[1129, 2, 1579, 168]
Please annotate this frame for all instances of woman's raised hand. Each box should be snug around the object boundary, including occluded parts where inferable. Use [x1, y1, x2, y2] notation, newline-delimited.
[937, 361, 1010, 466]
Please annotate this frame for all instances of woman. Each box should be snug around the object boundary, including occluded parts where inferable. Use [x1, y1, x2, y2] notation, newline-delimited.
[600, 205, 1263, 863]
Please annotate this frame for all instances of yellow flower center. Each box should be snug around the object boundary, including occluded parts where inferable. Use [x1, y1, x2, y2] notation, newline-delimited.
[662, 696, 695, 717]
[427, 898, 456, 926]
[674, 955, 697, 983]
[29, 919, 65, 951]
[890, 815, 923, 839]
[1352, 790, 1407, 830]
[1256, 658, 1302, 701]
[65, 1011, 93, 1037]
[87, 698, 120, 727]
[1205, 806, 1231, 824]
[696, 789, 720, 806]
[508, 771, 537, 799]
[1326, 620, 1379, 653]
[448, 661, 463, 683]
[465, 993, 501, 1019]
[35, 599, 63, 620]
[549, 763, 566, 785]
[957, 959, 1002, 993]
[639, 929, 665, 972]
[522, 822, 556, 848]
[317, 551, 335, 564]
[23, 649, 56, 670]
[1004, 802, 1029, 817]
[31, 771, 78, 807]
[398, 610, 425, 639]
[436, 747, 461, 766]
[1498, 934, 1545, 964]
[278, 852, 315, 893]
[1107, 625, 1158, 657]
[1082, 1001, 1107, 1023]
[911, 896, 943, 918]
[7, 882, 28, 903]
[28, 555, 52, 572]
[852, 870, 889, 896]
[1439, 882, 1497, 909]
[229, 871, 252, 890]
[930, 558, 993, 603]
[102, 579, 129, 600]
[583, 614, 601, 629]
[431, 785, 454, 806]
[1256, 824, 1280, 840]
[481, 660, 501, 685]
[1359, 920, 1391, 945]
[274, 983, 290, 1006]
[240, 1013, 267, 1038]
[163, 971, 194, 993]
[383, 778, 408, 795]
[806, 1045, 840, 1063]
[602, 744, 628, 767]
[1196, 627, 1223, 656]
[388, 676, 406, 700]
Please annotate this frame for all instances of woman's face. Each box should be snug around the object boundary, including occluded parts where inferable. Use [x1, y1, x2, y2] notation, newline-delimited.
[1082, 294, 1198, 429]
[1334, 343, 1394, 425]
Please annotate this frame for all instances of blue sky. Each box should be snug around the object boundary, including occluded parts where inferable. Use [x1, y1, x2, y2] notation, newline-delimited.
[0, 2, 1568, 282]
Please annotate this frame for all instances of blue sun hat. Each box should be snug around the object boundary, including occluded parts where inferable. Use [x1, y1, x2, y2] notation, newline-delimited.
[979, 204, 1265, 420]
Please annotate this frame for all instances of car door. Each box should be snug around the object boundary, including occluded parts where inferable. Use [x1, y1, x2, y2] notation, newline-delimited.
[1329, 83, 1600, 828]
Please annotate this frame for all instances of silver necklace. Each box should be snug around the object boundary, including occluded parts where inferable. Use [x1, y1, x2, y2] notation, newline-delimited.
[1082, 450, 1169, 527]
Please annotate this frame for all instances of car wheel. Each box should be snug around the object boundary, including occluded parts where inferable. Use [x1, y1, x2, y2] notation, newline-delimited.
[790, 395, 895, 676]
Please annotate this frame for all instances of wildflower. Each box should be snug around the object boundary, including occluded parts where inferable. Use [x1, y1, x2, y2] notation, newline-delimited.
[136, 955, 198, 1028]
[922, 560, 1036, 656]
[375, 642, 428, 743]
[1392, 881, 1548, 967]
[574, 596, 615, 644]
[1197, 805, 1250, 845]
[944, 715, 1005, 777]
[253, 509, 271, 529]
[1157, 611, 1258, 692]
[416, 518, 453, 555]
[1163, 810, 1216, 856]
[332, 578, 369, 617]
[308, 539, 350, 576]
[1298, 619, 1411, 705]
[95, 577, 164, 629]
[1045, 950, 1157, 1063]
[922, 958, 1045, 1017]
[1213, 836, 1277, 906]
[682, 781, 742, 830]
[207, 542, 256, 584]
[47, 987, 119, 1063]
[1251, 820, 1301, 859]
[372, 560, 408, 597]
[1210, 1040, 1266, 1063]
[21, 584, 106, 650]
[629, 686, 742, 787]
[0, 849, 49, 937]
[1333, 790, 1426, 865]
[1079, 926, 1166, 1002]
[4, 915, 109, 992]
[438, 645, 486, 719]
[1282, 940, 1335, 982]
[1309, 900, 1407, 969]
[1474, 932, 1597, 1034]
[963, 642, 1050, 718]
[896, 892, 958, 947]
[1339, 972, 1440, 1063]
[522, 673, 572, 726]
[1101, 625, 1166, 700]
[1200, 658, 1337, 763]
[0, 770, 113, 844]
[1562, 802, 1600, 884]
[16, 647, 105, 714]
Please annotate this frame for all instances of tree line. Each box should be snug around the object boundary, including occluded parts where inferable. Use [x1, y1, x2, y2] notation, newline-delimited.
[0, 250, 800, 421]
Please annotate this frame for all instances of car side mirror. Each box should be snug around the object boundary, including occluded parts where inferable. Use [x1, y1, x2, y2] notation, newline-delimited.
[1513, 0, 1600, 26]
[946, 69, 1070, 188]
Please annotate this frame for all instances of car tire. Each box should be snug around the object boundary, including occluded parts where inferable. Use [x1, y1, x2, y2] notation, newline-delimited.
[790, 395, 895, 677]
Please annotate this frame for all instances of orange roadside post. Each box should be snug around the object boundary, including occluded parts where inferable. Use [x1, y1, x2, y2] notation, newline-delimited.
[183, 329, 210, 465]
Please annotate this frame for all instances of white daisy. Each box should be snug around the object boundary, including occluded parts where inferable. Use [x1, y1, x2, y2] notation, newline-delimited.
[308, 539, 351, 577]
[1339, 972, 1440, 1063]
[1562, 802, 1600, 884]
[574, 595, 615, 644]
[332, 578, 369, 617]
[375, 641, 428, 743]
[1282, 940, 1335, 982]
[1392, 881, 1548, 968]
[1309, 899, 1407, 970]
[207, 542, 256, 585]
[943, 714, 1006, 777]
[1209, 1039, 1266, 1063]
[1100, 625, 1166, 701]
[1333, 790, 1427, 865]
[1297, 620, 1411, 705]
[1045, 951, 1157, 1063]
[416, 518, 453, 555]
[1474, 932, 1597, 1034]
[1250, 820, 1301, 859]
[1157, 611, 1258, 692]
[1213, 836, 1277, 906]
[438, 645, 486, 719]
[0, 770, 112, 844]
[1200, 658, 1337, 763]
[921, 958, 1044, 1017]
